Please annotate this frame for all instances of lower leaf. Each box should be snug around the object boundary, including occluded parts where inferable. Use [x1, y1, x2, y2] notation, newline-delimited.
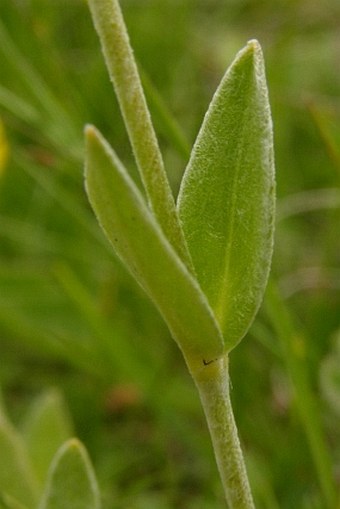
[39, 439, 101, 509]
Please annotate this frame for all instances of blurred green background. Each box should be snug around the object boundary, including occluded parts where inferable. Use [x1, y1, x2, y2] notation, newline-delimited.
[0, 0, 340, 507]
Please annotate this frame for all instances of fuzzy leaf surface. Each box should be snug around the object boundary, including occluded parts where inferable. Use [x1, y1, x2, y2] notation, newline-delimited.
[87, 0, 192, 268]
[178, 40, 275, 351]
[39, 439, 100, 509]
[85, 126, 224, 367]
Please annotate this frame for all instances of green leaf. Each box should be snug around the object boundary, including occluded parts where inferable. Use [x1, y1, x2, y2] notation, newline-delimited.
[0, 418, 38, 508]
[22, 389, 73, 486]
[319, 334, 340, 418]
[0, 493, 29, 509]
[0, 389, 6, 419]
[177, 40, 275, 351]
[87, 0, 192, 268]
[85, 126, 224, 369]
[39, 439, 101, 509]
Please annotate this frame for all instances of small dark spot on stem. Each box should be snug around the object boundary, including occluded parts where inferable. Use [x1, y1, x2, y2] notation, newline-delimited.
[203, 358, 217, 366]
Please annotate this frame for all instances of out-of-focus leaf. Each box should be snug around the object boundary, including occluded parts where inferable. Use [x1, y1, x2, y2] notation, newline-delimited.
[22, 389, 73, 486]
[0, 19, 80, 159]
[85, 126, 223, 367]
[307, 100, 340, 171]
[0, 493, 29, 509]
[178, 40, 275, 351]
[320, 333, 340, 418]
[39, 439, 101, 509]
[0, 86, 41, 125]
[0, 418, 38, 508]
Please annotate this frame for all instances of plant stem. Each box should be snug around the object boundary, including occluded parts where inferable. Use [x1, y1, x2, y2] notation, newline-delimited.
[190, 355, 255, 509]
[87, 0, 192, 268]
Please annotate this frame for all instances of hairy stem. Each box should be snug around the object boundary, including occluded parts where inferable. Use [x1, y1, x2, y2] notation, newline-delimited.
[87, 0, 192, 268]
[190, 355, 255, 509]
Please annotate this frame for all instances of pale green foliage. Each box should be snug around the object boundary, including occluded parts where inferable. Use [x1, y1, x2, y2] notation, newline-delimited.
[87, 0, 192, 268]
[0, 390, 97, 509]
[85, 40, 275, 361]
[320, 333, 340, 417]
[84, 19, 275, 505]
[0, 414, 38, 508]
[22, 389, 73, 485]
[39, 439, 101, 509]
[85, 126, 224, 367]
[178, 41, 275, 350]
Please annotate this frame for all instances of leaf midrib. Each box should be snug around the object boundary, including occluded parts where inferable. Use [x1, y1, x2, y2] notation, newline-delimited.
[213, 82, 252, 330]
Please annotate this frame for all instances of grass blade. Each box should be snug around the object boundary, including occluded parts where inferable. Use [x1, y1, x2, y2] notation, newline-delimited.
[140, 68, 191, 160]
[0, 19, 77, 147]
[264, 280, 337, 509]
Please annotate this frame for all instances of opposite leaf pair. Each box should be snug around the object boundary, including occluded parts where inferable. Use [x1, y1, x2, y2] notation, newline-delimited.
[85, 40, 275, 371]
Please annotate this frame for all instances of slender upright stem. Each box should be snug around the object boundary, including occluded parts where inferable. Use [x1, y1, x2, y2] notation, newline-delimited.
[87, 0, 192, 268]
[190, 355, 255, 509]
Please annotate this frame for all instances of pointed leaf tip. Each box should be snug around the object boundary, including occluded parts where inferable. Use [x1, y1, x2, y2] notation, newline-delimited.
[84, 124, 96, 139]
[246, 39, 260, 49]
[23, 388, 73, 486]
[39, 438, 101, 509]
[178, 41, 275, 352]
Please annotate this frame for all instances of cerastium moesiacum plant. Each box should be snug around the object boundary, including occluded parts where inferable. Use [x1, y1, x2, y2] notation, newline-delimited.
[85, 1, 275, 507]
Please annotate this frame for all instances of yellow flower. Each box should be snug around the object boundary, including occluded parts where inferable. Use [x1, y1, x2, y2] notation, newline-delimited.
[0, 119, 9, 175]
